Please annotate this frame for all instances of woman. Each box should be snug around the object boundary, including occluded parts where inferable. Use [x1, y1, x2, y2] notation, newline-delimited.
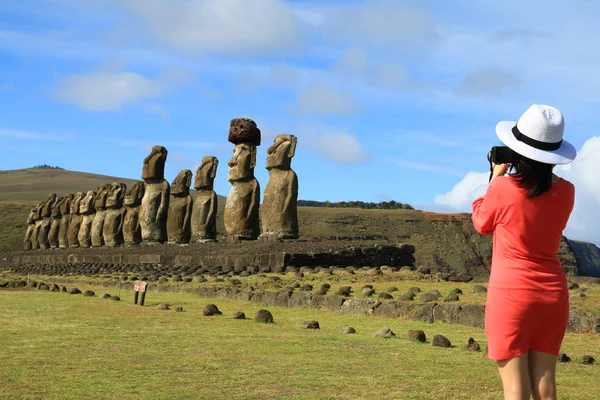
[472, 104, 577, 400]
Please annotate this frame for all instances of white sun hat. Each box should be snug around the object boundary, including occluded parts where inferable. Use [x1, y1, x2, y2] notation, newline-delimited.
[495, 104, 577, 165]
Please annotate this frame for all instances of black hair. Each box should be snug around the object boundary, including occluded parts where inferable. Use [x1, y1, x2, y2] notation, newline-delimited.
[508, 149, 555, 198]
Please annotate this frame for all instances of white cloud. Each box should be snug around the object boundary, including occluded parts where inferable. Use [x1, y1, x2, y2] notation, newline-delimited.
[121, 0, 304, 54]
[333, 48, 369, 75]
[143, 103, 171, 120]
[267, 63, 302, 86]
[306, 128, 371, 164]
[433, 137, 600, 245]
[295, 82, 358, 116]
[392, 159, 466, 177]
[454, 67, 521, 96]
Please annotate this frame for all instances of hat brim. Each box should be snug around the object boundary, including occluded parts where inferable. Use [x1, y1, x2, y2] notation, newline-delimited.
[496, 121, 577, 165]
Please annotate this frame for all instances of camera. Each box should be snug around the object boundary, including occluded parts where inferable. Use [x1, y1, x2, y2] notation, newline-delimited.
[488, 146, 514, 164]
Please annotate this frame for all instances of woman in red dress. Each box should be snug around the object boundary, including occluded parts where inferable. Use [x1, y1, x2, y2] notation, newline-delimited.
[472, 104, 577, 400]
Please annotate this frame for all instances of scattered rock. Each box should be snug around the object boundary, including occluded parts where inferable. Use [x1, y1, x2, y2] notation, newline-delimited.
[362, 288, 375, 297]
[417, 267, 430, 274]
[419, 293, 438, 302]
[157, 304, 169, 310]
[558, 353, 571, 363]
[0, 281, 9, 288]
[233, 311, 246, 320]
[175, 306, 184, 312]
[432, 334, 451, 348]
[373, 327, 396, 339]
[61, 286, 67, 293]
[83, 290, 95, 297]
[399, 292, 415, 301]
[449, 288, 463, 295]
[111, 296, 121, 301]
[50, 284, 60, 292]
[581, 355, 595, 365]
[473, 285, 487, 294]
[572, 293, 587, 298]
[408, 286, 421, 293]
[465, 337, 481, 352]
[68, 288, 81, 295]
[427, 290, 441, 297]
[568, 282, 580, 290]
[386, 287, 398, 293]
[38, 284, 50, 291]
[255, 309, 274, 323]
[301, 320, 320, 329]
[203, 304, 222, 316]
[378, 292, 393, 300]
[336, 286, 352, 297]
[339, 325, 356, 334]
[340, 298, 381, 315]
[567, 310, 593, 333]
[408, 330, 426, 343]
[100, 293, 112, 299]
[444, 294, 460, 302]
[300, 284, 313, 292]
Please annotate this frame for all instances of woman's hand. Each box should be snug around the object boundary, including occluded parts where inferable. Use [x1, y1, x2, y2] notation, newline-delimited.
[491, 162, 509, 181]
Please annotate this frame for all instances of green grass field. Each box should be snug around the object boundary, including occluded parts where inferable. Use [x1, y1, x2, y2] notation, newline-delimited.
[1, 281, 599, 400]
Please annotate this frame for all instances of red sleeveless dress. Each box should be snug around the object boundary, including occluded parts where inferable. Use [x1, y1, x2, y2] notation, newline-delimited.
[472, 175, 575, 360]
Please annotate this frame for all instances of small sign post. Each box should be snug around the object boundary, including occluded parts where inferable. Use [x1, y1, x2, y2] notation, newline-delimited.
[133, 281, 148, 306]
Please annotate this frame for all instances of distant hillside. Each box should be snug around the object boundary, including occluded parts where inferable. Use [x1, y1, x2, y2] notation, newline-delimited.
[1, 168, 599, 278]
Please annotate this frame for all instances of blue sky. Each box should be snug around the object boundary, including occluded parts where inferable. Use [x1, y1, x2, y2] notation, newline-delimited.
[1, 0, 600, 243]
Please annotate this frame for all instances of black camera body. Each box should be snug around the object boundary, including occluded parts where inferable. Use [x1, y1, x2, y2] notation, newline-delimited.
[488, 146, 514, 164]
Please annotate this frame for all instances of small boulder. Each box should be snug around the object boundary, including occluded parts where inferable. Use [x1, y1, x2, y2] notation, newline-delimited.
[362, 288, 375, 297]
[417, 267, 430, 274]
[473, 285, 487, 294]
[581, 355, 595, 365]
[558, 353, 571, 363]
[157, 303, 169, 310]
[432, 334, 451, 348]
[38, 284, 50, 291]
[465, 337, 481, 352]
[568, 282, 580, 290]
[68, 288, 81, 295]
[386, 286, 398, 293]
[408, 286, 421, 293]
[232, 311, 246, 320]
[378, 292, 393, 300]
[336, 286, 352, 297]
[450, 288, 463, 295]
[203, 304, 222, 316]
[300, 284, 313, 292]
[362, 284, 374, 290]
[175, 306, 184, 312]
[50, 284, 60, 292]
[444, 294, 460, 302]
[61, 286, 67, 293]
[373, 327, 396, 339]
[321, 284, 331, 290]
[339, 325, 356, 334]
[255, 309, 274, 323]
[111, 296, 121, 301]
[427, 290, 441, 297]
[419, 293, 438, 302]
[399, 291, 415, 301]
[408, 330, 426, 343]
[83, 290, 95, 297]
[301, 320, 320, 329]
[100, 293, 112, 299]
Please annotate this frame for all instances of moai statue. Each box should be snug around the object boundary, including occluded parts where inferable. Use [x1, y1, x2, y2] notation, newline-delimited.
[23, 206, 38, 251]
[91, 184, 112, 247]
[191, 156, 219, 243]
[48, 196, 64, 248]
[67, 192, 84, 248]
[58, 194, 74, 249]
[167, 169, 193, 244]
[140, 145, 170, 244]
[38, 193, 57, 249]
[260, 134, 299, 240]
[30, 201, 44, 250]
[123, 181, 145, 247]
[77, 190, 97, 248]
[103, 182, 127, 247]
[224, 118, 261, 241]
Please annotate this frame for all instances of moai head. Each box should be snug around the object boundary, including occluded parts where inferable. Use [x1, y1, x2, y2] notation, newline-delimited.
[27, 207, 37, 224]
[51, 196, 64, 218]
[266, 134, 297, 170]
[70, 192, 84, 215]
[79, 190, 97, 215]
[94, 184, 112, 210]
[106, 182, 127, 209]
[124, 181, 145, 207]
[228, 143, 256, 182]
[142, 145, 168, 182]
[228, 118, 261, 146]
[41, 193, 57, 218]
[194, 156, 218, 190]
[171, 169, 192, 196]
[59, 194, 74, 215]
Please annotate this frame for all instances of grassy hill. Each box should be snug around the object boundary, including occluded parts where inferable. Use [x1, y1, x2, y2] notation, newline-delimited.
[1, 168, 598, 277]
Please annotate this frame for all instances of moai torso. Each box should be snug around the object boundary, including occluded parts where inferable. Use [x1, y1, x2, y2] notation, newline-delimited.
[30, 203, 43, 250]
[91, 184, 111, 247]
[260, 134, 299, 240]
[38, 193, 56, 249]
[48, 196, 64, 248]
[224, 118, 261, 240]
[191, 156, 219, 242]
[23, 207, 37, 251]
[140, 145, 170, 244]
[77, 190, 96, 248]
[103, 183, 126, 247]
[67, 193, 84, 248]
[167, 169, 193, 244]
[123, 181, 145, 246]
[58, 194, 73, 248]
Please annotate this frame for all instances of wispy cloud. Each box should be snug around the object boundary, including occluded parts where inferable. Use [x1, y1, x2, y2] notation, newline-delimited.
[0, 129, 68, 141]
[390, 159, 465, 177]
[142, 103, 171, 120]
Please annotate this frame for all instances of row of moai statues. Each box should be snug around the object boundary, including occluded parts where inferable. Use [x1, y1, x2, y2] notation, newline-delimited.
[22, 118, 298, 250]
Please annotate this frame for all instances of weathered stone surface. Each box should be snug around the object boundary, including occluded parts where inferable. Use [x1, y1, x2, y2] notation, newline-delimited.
[123, 181, 145, 247]
[567, 310, 592, 333]
[38, 194, 56, 249]
[48, 196, 63, 248]
[340, 298, 381, 315]
[100, 293, 112, 299]
[23, 206, 37, 251]
[260, 134, 299, 240]
[408, 330, 426, 343]
[68, 288, 81, 295]
[465, 337, 481, 352]
[255, 309, 274, 323]
[203, 304, 221, 316]
[310, 295, 344, 312]
[157, 303, 169, 310]
[444, 294, 460, 302]
[57, 194, 73, 249]
[30, 202, 43, 250]
[83, 290, 95, 297]
[413, 303, 436, 323]
[399, 291, 415, 301]
[432, 334, 451, 348]
[581, 355, 595, 365]
[373, 301, 418, 318]
[473, 285, 487, 294]
[141, 146, 169, 244]
[233, 311, 246, 319]
[167, 169, 193, 244]
[191, 156, 219, 242]
[339, 325, 356, 334]
[301, 320, 320, 329]
[378, 292, 393, 300]
[558, 353, 571, 363]
[103, 183, 126, 247]
[77, 190, 96, 248]
[373, 327, 395, 338]
[458, 304, 485, 328]
[228, 117, 261, 146]
[289, 291, 313, 308]
[67, 192, 84, 248]
[225, 143, 260, 240]
[90, 184, 111, 247]
[434, 304, 462, 324]
[419, 293, 438, 302]
[594, 314, 600, 334]
[139, 254, 161, 264]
